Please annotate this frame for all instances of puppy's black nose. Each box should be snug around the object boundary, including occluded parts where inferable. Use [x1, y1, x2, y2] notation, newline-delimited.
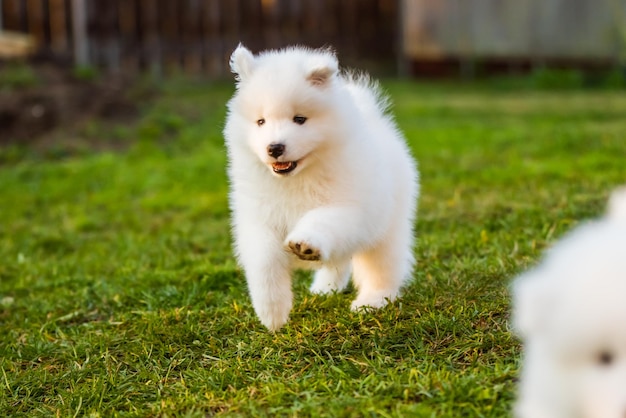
[267, 143, 285, 158]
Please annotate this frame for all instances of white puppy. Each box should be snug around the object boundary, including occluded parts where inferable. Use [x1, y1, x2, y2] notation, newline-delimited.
[512, 187, 626, 418]
[223, 45, 419, 331]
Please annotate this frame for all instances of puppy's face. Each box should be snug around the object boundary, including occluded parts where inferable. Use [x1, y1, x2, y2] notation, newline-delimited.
[548, 294, 626, 418]
[226, 45, 342, 177]
[235, 84, 331, 177]
[578, 348, 626, 418]
[514, 221, 626, 418]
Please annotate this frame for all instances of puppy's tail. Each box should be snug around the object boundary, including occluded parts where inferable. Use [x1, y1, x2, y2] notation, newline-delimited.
[342, 71, 391, 116]
[608, 185, 626, 222]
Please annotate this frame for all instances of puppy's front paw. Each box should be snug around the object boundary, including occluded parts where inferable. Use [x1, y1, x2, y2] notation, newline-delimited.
[255, 299, 292, 332]
[286, 240, 321, 261]
[351, 289, 397, 311]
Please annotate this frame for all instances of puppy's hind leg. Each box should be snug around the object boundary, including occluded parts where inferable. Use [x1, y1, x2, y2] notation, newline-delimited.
[310, 259, 352, 295]
[350, 224, 414, 310]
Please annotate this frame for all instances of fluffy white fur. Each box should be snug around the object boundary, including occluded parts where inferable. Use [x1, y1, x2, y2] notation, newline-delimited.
[223, 44, 419, 331]
[512, 186, 626, 418]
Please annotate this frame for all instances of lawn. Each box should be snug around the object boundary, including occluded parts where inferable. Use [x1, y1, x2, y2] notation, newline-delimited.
[1, 76, 625, 417]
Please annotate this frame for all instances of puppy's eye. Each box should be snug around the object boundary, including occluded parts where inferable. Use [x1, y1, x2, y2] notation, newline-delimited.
[293, 115, 307, 125]
[597, 351, 614, 366]
[257, 118, 265, 126]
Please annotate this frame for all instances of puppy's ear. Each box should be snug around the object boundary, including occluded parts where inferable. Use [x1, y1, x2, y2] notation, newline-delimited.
[306, 51, 338, 87]
[230, 44, 255, 82]
[307, 67, 336, 86]
[512, 269, 557, 338]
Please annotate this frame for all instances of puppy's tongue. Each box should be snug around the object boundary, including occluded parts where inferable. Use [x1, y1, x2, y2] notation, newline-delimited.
[271, 161, 297, 174]
[273, 162, 292, 170]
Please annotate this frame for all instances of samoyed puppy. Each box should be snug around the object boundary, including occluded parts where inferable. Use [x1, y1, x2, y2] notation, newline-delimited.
[512, 187, 626, 418]
[223, 44, 419, 331]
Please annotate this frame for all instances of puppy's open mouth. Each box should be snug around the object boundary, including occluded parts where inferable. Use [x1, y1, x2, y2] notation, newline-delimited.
[272, 161, 298, 175]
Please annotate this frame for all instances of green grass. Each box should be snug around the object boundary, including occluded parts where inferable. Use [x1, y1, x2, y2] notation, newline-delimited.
[0, 62, 40, 91]
[1, 77, 625, 417]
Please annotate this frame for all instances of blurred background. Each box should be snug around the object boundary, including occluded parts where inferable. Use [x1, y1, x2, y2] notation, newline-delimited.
[0, 0, 399, 76]
[1, 0, 625, 77]
[1, 0, 626, 148]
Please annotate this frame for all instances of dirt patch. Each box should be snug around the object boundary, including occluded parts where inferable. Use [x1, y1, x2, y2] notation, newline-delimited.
[0, 61, 150, 152]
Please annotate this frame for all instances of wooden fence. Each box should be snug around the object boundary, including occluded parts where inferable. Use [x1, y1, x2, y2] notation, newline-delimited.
[0, 0, 399, 76]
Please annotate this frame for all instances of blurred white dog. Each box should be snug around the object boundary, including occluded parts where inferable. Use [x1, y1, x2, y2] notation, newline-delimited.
[223, 45, 419, 331]
[512, 187, 626, 418]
